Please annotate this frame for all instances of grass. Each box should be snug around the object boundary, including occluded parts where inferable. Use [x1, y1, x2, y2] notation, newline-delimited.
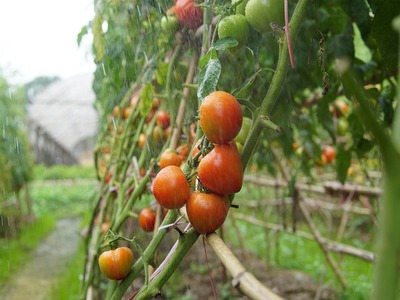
[0, 164, 97, 294]
[0, 214, 55, 286]
[34, 164, 96, 180]
[30, 180, 98, 217]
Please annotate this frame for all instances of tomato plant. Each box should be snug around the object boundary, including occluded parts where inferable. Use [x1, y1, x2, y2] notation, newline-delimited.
[152, 165, 190, 209]
[186, 191, 230, 234]
[175, 0, 203, 30]
[98, 247, 134, 280]
[80, 0, 400, 298]
[198, 142, 243, 195]
[199, 91, 243, 144]
[139, 208, 156, 232]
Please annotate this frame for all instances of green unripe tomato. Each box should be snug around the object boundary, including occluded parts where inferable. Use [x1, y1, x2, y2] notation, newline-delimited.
[231, 0, 249, 15]
[245, 0, 284, 33]
[337, 118, 349, 136]
[234, 117, 252, 144]
[218, 14, 250, 49]
[161, 15, 179, 33]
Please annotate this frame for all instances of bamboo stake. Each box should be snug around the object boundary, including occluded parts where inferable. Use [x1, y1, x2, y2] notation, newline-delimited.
[270, 148, 348, 289]
[206, 233, 284, 300]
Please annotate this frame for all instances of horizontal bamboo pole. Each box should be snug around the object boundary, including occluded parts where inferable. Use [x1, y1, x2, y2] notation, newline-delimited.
[240, 197, 371, 215]
[234, 212, 374, 262]
[244, 176, 382, 198]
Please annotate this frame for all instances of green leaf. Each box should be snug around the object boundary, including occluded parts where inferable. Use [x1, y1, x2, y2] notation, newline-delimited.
[336, 145, 352, 184]
[232, 68, 270, 98]
[213, 37, 239, 51]
[77, 25, 88, 46]
[199, 48, 218, 69]
[353, 23, 372, 63]
[371, 0, 400, 74]
[139, 83, 154, 118]
[197, 55, 221, 101]
[156, 61, 169, 86]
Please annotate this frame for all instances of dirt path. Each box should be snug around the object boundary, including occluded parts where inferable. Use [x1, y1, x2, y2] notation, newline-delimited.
[0, 217, 81, 300]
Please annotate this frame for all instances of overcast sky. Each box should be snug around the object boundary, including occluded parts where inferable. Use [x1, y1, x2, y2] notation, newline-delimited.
[0, 0, 96, 84]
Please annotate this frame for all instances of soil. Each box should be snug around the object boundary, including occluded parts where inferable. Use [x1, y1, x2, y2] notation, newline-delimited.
[124, 235, 338, 300]
[0, 217, 81, 300]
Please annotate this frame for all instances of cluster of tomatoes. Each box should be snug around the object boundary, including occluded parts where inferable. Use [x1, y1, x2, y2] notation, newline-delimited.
[149, 91, 245, 234]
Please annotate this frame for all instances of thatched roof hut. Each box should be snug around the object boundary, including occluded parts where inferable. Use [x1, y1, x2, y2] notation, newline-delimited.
[28, 73, 98, 165]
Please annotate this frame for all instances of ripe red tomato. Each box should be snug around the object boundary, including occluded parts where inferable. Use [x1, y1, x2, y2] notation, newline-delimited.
[160, 149, 182, 169]
[186, 191, 230, 234]
[139, 208, 156, 232]
[98, 247, 134, 280]
[199, 91, 243, 144]
[198, 142, 243, 195]
[152, 165, 190, 209]
[322, 145, 335, 164]
[156, 110, 171, 129]
[175, 0, 203, 30]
